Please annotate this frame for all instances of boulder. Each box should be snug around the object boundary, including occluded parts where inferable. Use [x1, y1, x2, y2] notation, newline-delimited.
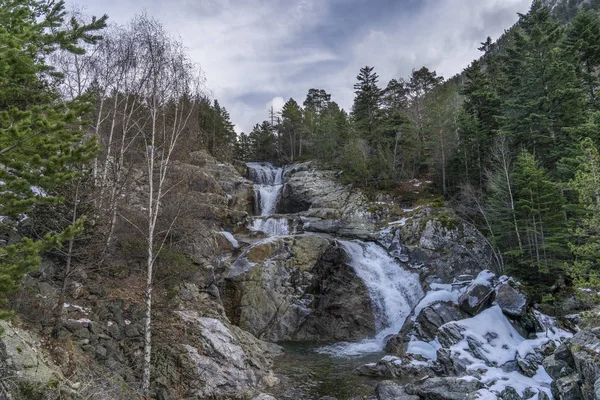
[565, 329, 600, 399]
[500, 386, 523, 400]
[399, 301, 469, 345]
[175, 311, 282, 399]
[517, 351, 544, 377]
[408, 377, 483, 400]
[458, 272, 496, 316]
[375, 380, 419, 400]
[495, 282, 528, 317]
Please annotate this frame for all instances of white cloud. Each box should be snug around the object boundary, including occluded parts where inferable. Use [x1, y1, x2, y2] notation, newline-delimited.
[73, 0, 532, 133]
[267, 97, 286, 114]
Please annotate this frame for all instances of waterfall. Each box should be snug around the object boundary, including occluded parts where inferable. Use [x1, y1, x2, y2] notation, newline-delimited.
[319, 240, 424, 356]
[250, 217, 290, 237]
[246, 162, 284, 216]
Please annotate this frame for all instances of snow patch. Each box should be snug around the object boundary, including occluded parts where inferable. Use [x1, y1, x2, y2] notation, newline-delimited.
[221, 231, 239, 249]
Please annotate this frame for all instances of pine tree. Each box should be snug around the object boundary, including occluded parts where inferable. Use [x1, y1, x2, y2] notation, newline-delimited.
[454, 59, 501, 188]
[512, 151, 569, 285]
[279, 98, 304, 161]
[352, 66, 382, 143]
[0, 0, 106, 315]
[569, 138, 600, 298]
[499, 0, 585, 169]
[563, 10, 600, 109]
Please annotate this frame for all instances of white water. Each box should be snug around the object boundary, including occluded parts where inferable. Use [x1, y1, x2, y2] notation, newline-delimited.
[250, 217, 290, 236]
[246, 162, 284, 216]
[319, 240, 424, 356]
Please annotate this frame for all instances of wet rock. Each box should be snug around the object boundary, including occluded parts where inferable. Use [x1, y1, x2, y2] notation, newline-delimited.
[408, 377, 483, 400]
[222, 236, 377, 342]
[496, 282, 528, 317]
[400, 208, 501, 283]
[375, 380, 419, 400]
[278, 163, 374, 232]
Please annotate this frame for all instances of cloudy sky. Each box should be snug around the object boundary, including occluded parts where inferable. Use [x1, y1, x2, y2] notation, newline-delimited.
[74, 0, 532, 133]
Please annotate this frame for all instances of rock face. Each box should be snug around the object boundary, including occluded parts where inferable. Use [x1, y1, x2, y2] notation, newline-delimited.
[175, 311, 282, 399]
[278, 163, 375, 236]
[547, 328, 600, 400]
[221, 235, 376, 342]
[0, 320, 63, 398]
[396, 208, 501, 283]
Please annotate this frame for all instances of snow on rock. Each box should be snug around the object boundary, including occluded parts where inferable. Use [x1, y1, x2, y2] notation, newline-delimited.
[221, 231, 240, 249]
[434, 305, 572, 398]
[388, 217, 409, 226]
[441, 305, 524, 366]
[407, 338, 441, 361]
[412, 286, 463, 320]
[471, 270, 496, 287]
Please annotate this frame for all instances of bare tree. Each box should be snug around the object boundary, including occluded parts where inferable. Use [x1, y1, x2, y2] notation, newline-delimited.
[124, 16, 201, 396]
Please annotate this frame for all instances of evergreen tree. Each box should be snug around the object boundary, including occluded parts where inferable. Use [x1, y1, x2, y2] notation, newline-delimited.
[303, 88, 331, 158]
[563, 10, 600, 108]
[352, 66, 382, 143]
[499, 0, 585, 169]
[0, 0, 106, 315]
[569, 138, 600, 298]
[452, 59, 501, 189]
[248, 121, 276, 161]
[279, 98, 304, 161]
[510, 151, 569, 288]
[403, 67, 444, 176]
[236, 132, 252, 162]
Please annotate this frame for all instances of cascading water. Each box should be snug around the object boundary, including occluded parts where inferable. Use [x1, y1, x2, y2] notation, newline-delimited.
[318, 240, 424, 356]
[247, 162, 284, 216]
[246, 162, 290, 236]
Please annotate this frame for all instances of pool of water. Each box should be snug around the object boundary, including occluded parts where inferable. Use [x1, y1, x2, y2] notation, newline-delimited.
[266, 342, 386, 400]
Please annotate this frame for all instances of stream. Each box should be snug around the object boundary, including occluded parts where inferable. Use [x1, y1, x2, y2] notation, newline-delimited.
[244, 162, 423, 400]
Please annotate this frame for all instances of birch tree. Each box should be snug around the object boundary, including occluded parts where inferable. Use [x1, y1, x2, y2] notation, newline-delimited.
[129, 16, 201, 396]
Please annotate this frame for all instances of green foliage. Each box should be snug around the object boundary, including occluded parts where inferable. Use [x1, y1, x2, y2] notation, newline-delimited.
[569, 138, 600, 300]
[0, 0, 105, 315]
